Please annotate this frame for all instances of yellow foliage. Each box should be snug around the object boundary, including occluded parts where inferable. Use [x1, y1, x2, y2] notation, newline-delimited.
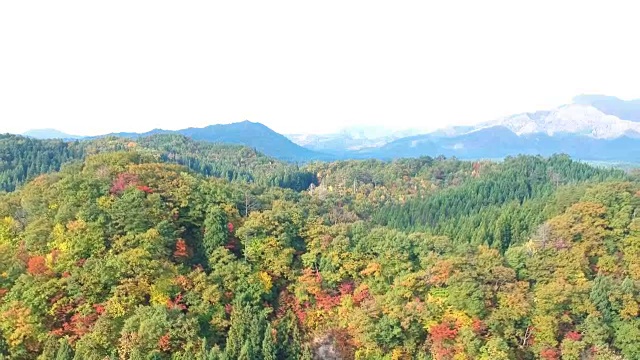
[149, 278, 173, 306]
[49, 223, 68, 252]
[258, 271, 273, 292]
[360, 262, 381, 277]
[620, 294, 639, 320]
[0, 303, 37, 348]
[444, 308, 473, 328]
[97, 195, 114, 209]
[106, 300, 127, 318]
[391, 348, 405, 360]
[0, 217, 16, 245]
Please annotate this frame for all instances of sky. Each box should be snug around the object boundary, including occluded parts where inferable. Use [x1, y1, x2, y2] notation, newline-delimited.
[1, 1, 639, 136]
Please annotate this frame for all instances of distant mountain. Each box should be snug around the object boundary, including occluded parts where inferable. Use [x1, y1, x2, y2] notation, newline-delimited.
[477, 104, 640, 139]
[104, 121, 330, 162]
[573, 94, 640, 122]
[364, 126, 640, 162]
[18, 95, 640, 163]
[287, 126, 428, 154]
[23, 129, 84, 140]
[356, 95, 640, 162]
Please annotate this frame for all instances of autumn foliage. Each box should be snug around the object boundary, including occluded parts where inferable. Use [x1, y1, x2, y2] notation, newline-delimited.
[27, 256, 49, 275]
[173, 238, 189, 258]
[110, 173, 139, 194]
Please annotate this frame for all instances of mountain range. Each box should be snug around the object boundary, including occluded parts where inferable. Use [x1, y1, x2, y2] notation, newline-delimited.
[19, 94, 640, 163]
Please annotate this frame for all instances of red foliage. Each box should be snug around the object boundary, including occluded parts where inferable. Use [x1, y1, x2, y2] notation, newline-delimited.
[69, 312, 99, 339]
[62, 271, 71, 278]
[353, 287, 370, 305]
[315, 292, 342, 310]
[166, 293, 187, 311]
[565, 331, 582, 341]
[173, 239, 189, 259]
[76, 258, 86, 267]
[429, 322, 459, 360]
[51, 306, 100, 342]
[227, 222, 234, 233]
[225, 303, 233, 314]
[338, 282, 354, 295]
[27, 256, 49, 275]
[93, 304, 105, 315]
[136, 185, 154, 194]
[0, 288, 7, 299]
[540, 348, 560, 360]
[430, 322, 458, 342]
[110, 173, 139, 195]
[158, 333, 171, 352]
[293, 303, 309, 323]
[276, 290, 310, 324]
[471, 318, 487, 334]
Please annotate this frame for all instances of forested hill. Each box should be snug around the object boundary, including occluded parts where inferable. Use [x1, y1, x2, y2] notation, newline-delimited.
[0, 142, 639, 359]
[373, 155, 628, 250]
[103, 120, 329, 162]
[0, 134, 317, 193]
[0, 135, 85, 192]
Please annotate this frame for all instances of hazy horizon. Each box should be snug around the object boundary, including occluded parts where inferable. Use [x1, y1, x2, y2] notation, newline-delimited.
[2, 1, 640, 136]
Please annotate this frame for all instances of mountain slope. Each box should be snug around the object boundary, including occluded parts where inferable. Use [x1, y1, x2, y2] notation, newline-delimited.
[358, 95, 640, 161]
[479, 104, 640, 139]
[106, 121, 331, 162]
[287, 126, 428, 154]
[22, 128, 84, 140]
[573, 94, 640, 121]
[365, 126, 640, 162]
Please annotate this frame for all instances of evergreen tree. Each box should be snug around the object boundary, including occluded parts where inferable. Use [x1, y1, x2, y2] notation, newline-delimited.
[261, 324, 277, 360]
[55, 339, 73, 360]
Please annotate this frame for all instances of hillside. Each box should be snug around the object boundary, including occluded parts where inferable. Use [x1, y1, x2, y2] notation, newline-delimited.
[0, 134, 317, 193]
[0, 149, 639, 359]
[105, 121, 330, 162]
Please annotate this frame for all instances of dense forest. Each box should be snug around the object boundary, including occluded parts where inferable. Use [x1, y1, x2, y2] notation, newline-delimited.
[0, 134, 639, 359]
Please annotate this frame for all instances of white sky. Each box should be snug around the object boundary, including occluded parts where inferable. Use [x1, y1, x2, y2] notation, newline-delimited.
[1, 1, 639, 136]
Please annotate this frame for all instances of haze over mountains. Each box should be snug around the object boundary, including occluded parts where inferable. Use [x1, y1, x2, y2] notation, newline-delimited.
[19, 95, 640, 163]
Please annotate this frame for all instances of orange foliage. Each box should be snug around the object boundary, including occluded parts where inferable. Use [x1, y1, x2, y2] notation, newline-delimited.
[565, 331, 582, 341]
[428, 260, 454, 286]
[173, 239, 188, 258]
[352, 286, 370, 305]
[27, 256, 49, 275]
[471, 318, 487, 335]
[136, 185, 154, 194]
[540, 347, 560, 360]
[166, 293, 187, 311]
[158, 333, 171, 352]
